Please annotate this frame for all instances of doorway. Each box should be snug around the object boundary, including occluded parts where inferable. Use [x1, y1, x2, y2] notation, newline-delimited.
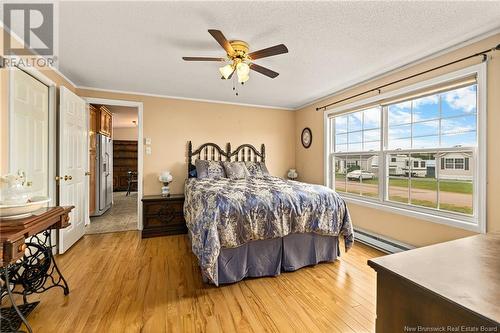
[83, 98, 143, 234]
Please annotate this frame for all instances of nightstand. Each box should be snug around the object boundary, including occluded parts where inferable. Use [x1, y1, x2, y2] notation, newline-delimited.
[141, 194, 187, 238]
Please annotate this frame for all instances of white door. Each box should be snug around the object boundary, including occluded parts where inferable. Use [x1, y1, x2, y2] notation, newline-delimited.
[59, 86, 88, 254]
[9, 68, 49, 197]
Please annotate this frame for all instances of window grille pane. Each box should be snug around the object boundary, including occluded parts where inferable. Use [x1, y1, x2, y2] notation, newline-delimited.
[342, 154, 379, 198]
[412, 136, 439, 149]
[363, 128, 380, 142]
[348, 142, 363, 152]
[363, 108, 380, 129]
[335, 144, 347, 152]
[335, 133, 347, 144]
[388, 101, 411, 126]
[333, 108, 382, 153]
[409, 153, 438, 209]
[438, 152, 473, 215]
[364, 141, 380, 151]
[335, 115, 348, 134]
[388, 138, 411, 150]
[345, 155, 361, 195]
[386, 84, 477, 150]
[441, 85, 477, 118]
[441, 115, 476, 136]
[388, 154, 410, 204]
[412, 95, 439, 121]
[348, 114, 362, 132]
[361, 154, 379, 198]
[348, 131, 362, 144]
[334, 157, 347, 193]
[413, 120, 439, 137]
[389, 124, 411, 140]
[441, 132, 476, 148]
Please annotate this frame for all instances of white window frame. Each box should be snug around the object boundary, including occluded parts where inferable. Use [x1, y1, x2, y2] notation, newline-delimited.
[324, 64, 487, 233]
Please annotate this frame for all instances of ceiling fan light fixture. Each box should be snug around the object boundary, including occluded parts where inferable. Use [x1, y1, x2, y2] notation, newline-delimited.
[183, 29, 287, 89]
[236, 62, 250, 76]
[237, 73, 249, 84]
[219, 64, 234, 79]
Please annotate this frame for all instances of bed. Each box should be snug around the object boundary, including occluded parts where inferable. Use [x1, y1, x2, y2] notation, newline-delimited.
[184, 141, 353, 285]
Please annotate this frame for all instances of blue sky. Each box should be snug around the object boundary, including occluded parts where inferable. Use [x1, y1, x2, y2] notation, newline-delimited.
[335, 84, 478, 151]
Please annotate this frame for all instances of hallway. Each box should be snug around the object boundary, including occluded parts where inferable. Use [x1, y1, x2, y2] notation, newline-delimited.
[86, 192, 138, 234]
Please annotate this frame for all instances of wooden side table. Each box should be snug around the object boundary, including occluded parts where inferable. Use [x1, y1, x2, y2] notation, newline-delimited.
[0, 206, 73, 333]
[141, 194, 187, 238]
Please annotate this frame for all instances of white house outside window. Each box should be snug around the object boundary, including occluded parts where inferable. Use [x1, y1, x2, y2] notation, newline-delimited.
[325, 65, 486, 232]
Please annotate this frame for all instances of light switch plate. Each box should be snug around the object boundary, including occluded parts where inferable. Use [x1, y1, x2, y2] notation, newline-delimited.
[145, 146, 152, 155]
[145, 137, 152, 145]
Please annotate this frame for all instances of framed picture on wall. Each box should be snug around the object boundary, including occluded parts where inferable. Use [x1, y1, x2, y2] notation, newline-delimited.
[301, 127, 312, 149]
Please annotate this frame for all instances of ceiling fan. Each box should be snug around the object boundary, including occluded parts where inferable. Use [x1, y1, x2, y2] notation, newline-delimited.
[182, 29, 288, 85]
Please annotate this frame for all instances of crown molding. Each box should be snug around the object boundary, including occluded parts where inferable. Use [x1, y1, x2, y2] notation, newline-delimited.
[76, 85, 295, 111]
[5, 19, 497, 112]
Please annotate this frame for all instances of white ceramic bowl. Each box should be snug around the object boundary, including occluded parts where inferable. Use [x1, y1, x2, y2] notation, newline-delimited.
[0, 196, 51, 220]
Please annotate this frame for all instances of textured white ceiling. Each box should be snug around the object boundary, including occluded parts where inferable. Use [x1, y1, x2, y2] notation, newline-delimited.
[107, 105, 138, 128]
[59, 1, 500, 109]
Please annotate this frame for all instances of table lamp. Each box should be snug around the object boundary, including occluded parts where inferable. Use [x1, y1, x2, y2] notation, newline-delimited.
[159, 171, 173, 196]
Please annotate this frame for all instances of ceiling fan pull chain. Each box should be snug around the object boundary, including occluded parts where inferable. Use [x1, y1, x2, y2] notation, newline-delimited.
[232, 74, 239, 96]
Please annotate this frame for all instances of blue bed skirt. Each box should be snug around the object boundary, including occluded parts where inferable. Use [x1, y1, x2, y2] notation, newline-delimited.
[203, 233, 340, 285]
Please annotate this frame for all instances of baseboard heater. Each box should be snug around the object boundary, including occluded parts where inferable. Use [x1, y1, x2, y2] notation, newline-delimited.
[354, 229, 414, 254]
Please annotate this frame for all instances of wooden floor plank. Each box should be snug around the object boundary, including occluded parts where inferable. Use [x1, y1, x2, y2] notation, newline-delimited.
[18, 231, 384, 333]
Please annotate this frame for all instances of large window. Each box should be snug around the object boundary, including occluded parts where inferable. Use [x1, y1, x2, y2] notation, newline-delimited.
[326, 65, 486, 232]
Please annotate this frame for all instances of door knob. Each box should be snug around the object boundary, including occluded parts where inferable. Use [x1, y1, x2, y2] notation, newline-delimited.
[64, 175, 72, 181]
[69, 175, 73, 180]
[85, 171, 91, 176]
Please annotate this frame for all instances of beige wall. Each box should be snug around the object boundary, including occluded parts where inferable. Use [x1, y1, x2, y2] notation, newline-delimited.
[295, 33, 500, 247]
[77, 88, 296, 195]
[113, 127, 138, 141]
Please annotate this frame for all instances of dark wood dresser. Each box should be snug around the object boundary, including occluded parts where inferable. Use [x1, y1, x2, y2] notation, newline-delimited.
[368, 233, 500, 332]
[141, 194, 187, 238]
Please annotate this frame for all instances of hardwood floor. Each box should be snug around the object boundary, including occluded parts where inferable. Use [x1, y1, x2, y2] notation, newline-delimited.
[24, 231, 384, 333]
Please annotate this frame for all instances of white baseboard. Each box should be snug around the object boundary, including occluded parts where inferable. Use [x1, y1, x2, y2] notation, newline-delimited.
[354, 228, 414, 254]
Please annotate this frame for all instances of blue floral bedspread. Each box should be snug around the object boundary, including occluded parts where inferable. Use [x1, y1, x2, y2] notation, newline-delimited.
[184, 176, 354, 284]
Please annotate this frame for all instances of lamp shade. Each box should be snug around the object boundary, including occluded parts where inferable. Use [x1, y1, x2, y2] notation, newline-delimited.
[237, 74, 249, 83]
[159, 171, 173, 183]
[236, 62, 250, 76]
[219, 64, 234, 79]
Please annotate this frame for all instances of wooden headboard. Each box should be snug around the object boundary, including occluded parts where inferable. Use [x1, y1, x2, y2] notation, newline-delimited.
[187, 141, 265, 177]
[229, 143, 265, 163]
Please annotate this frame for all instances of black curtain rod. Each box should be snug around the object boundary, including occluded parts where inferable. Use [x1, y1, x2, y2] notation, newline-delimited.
[316, 43, 500, 111]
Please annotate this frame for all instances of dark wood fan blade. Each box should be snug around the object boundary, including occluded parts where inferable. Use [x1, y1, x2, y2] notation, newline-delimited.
[250, 63, 279, 78]
[208, 29, 235, 55]
[248, 44, 288, 60]
[182, 57, 225, 61]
